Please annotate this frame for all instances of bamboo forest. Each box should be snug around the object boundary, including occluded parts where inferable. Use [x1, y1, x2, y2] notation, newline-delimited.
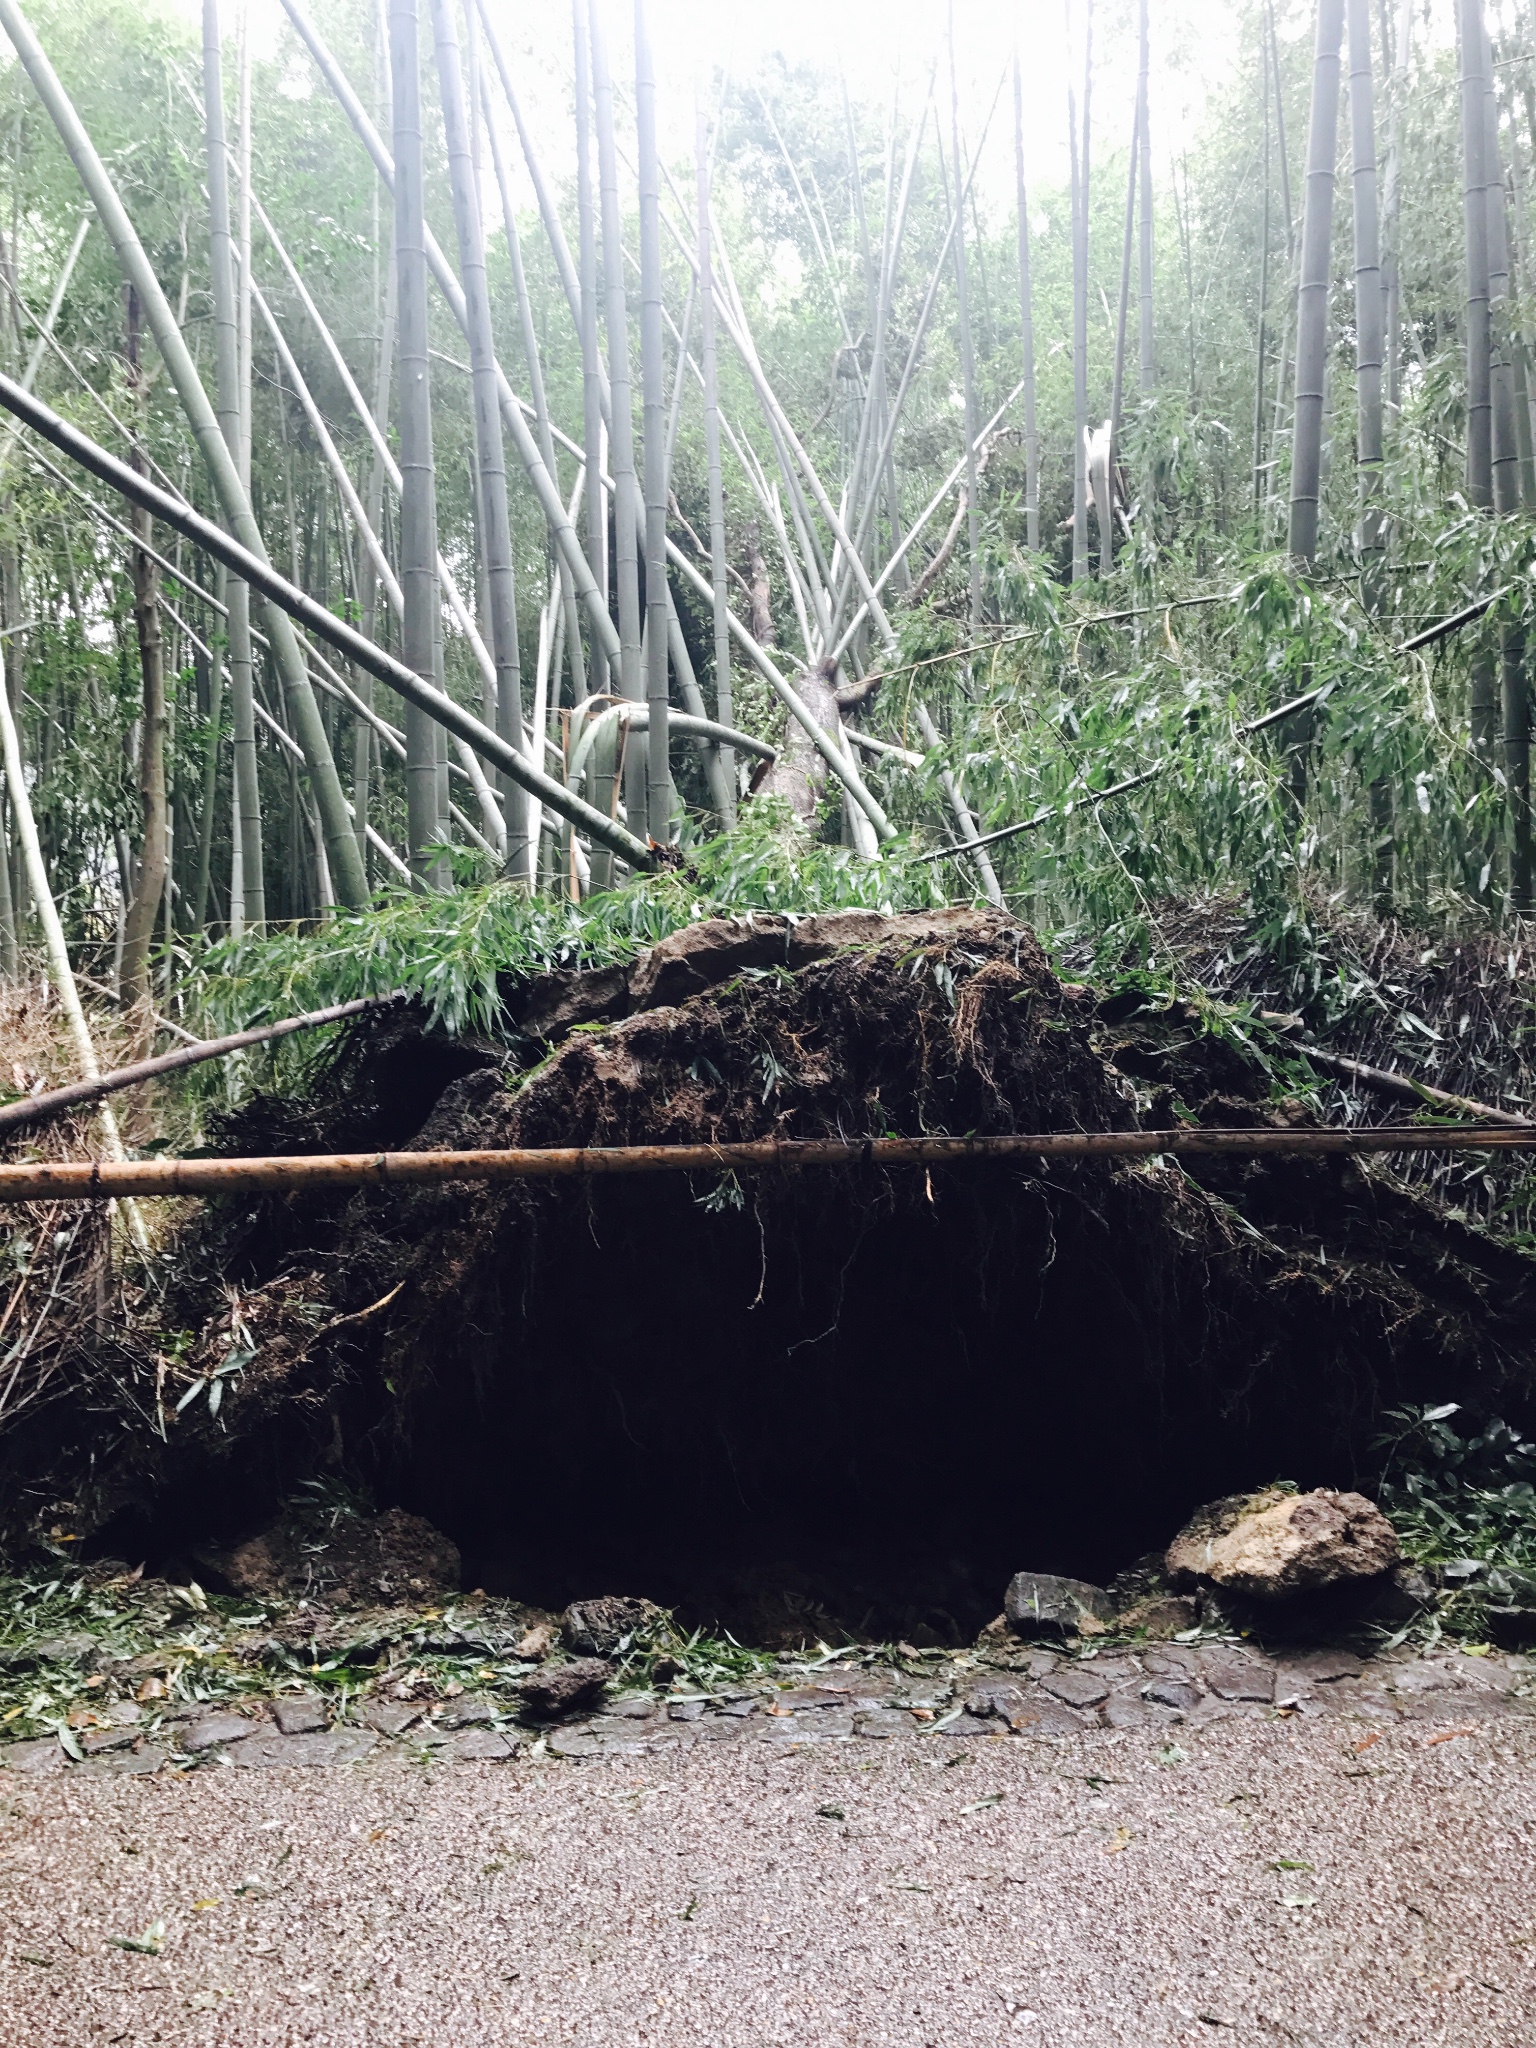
[5, 4, 1536, 2035]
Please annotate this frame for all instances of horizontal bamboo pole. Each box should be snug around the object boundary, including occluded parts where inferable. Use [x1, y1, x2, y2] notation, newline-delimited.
[3, 1125, 1535, 1202]
[0, 994, 401, 1136]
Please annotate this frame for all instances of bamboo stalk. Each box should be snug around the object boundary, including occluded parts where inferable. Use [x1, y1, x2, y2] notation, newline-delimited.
[1482, 8, 1518, 515]
[1106, 92, 1139, 576]
[0, 0, 368, 905]
[1288, 0, 1345, 564]
[1067, 0, 1091, 584]
[1013, 51, 1040, 552]
[430, 0, 529, 881]
[912, 700, 1002, 906]
[696, 94, 733, 822]
[947, 3, 982, 630]
[0, 993, 402, 1134]
[9, 1123, 1536, 1204]
[1136, 0, 1154, 392]
[1346, 0, 1384, 587]
[634, 0, 671, 842]
[572, 0, 608, 712]
[1460, 0, 1493, 509]
[0, 372, 657, 871]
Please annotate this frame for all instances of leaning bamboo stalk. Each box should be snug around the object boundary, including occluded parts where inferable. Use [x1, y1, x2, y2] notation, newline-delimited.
[913, 700, 1002, 906]
[0, 994, 402, 1134]
[572, 0, 608, 704]
[10, 1123, 1536, 1204]
[431, 0, 530, 880]
[0, 635, 145, 1244]
[0, 372, 656, 871]
[0, 0, 367, 907]
[0, 210, 87, 485]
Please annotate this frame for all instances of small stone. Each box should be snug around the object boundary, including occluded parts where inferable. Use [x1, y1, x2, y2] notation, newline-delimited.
[1486, 1608, 1536, 1653]
[0, 1633, 97, 1670]
[1201, 1661, 1275, 1704]
[965, 1678, 1028, 1721]
[1104, 1693, 1182, 1729]
[519, 1658, 611, 1719]
[437, 1695, 496, 1730]
[1389, 1663, 1462, 1694]
[181, 1712, 259, 1754]
[854, 1708, 915, 1740]
[270, 1696, 328, 1736]
[669, 1699, 706, 1722]
[229, 1729, 376, 1769]
[1041, 1668, 1110, 1709]
[607, 1697, 657, 1720]
[1144, 1679, 1201, 1712]
[0, 1737, 68, 1774]
[1004, 1573, 1116, 1640]
[514, 1624, 555, 1662]
[544, 1729, 601, 1759]
[80, 1745, 166, 1776]
[359, 1700, 422, 1737]
[103, 1699, 142, 1727]
[440, 1727, 517, 1763]
[80, 1726, 138, 1755]
[1005, 1697, 1098, 1738]
[1278, 1649, 1362, 1683]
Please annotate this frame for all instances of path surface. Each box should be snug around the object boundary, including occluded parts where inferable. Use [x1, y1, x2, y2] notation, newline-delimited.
[3, 1649, 1535, 2046]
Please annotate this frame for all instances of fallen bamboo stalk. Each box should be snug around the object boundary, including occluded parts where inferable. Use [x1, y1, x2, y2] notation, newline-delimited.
[5, 1124, 1536, 1202]
[1280, 1034, 1534, 1127]
[0, 994, 403, 1136]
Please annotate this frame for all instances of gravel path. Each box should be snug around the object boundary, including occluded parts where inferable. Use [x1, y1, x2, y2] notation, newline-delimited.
[3, 1695, 1535, 2046]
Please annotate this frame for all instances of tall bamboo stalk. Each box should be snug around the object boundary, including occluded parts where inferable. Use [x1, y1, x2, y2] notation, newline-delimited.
[634, 0, 671, 843]
[202, 0, 262, 928]
[588, 0, 644, 843]
[1136, 0, 1154, 393]
[430, 0, 530, 881]
[1009, 56, 1040, 554]
[1482, 12, 1519, 516]
[948, 2, 982, 629]
[1460, 0, 1493, 510]
[696, 96, 733, 819]
[388, 0, 444, 885]
[1380, 0, 1411, 416]
[1107, 96, 1138, 575]
[1288, 0, 1344, 565]
[119, 288, 166, 1021]
[1346, 0, 1384, 589]
[1067, 0, 1091, 584]
[1253, 23, 1272, 518]
[572, 0, 608, 715]
[0, 0, 368, 905]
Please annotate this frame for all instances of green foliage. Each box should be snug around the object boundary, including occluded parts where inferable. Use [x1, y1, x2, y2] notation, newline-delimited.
[1378, 1404, 1536, 1631]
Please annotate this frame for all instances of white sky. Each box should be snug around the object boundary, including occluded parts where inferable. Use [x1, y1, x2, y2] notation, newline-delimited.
[209, 0, 1241, 223]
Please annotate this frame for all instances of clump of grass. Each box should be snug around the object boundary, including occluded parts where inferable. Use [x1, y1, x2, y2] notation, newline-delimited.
[1377, 1403, 1536, 1633]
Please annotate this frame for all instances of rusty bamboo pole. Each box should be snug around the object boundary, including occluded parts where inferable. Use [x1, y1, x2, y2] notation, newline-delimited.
[4, 1125, 1536, 1202]
[0, 994, 402, 1136]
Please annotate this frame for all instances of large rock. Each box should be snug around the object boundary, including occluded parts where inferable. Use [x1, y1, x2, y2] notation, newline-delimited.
[211, 1505, 460, 1607]
[519, 1658, 611, 1720]
[1166, 1488, 1399, 1601]
[1004, 1571, 1115, 1639]
[560, 1596, 665, 1657]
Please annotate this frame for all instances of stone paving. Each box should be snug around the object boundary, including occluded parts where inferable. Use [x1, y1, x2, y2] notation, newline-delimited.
[2, 1635, 1531, 1778]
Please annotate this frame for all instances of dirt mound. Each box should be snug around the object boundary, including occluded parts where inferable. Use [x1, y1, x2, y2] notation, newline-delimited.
[21, 909, 1536, 1643]
[201, 1503, 461, 1607]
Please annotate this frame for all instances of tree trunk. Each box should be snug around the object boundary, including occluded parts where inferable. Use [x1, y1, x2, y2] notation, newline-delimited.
[1287, 0, 1345, 565]
[1012, 52, 1040, 552]
[120, 288, 166, 1028]
[1346, 0, 1384, 590]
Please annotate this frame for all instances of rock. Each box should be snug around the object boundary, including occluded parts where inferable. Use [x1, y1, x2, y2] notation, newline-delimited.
[1144, 1679, 1202, 1712]
[270, 1695, 328, 1736]
[1167, 1489, 1399, 1601]
[1165, 1488, 1293, 1588]
[229, 1729, 377, 1769]
[1115, 1595, 1199, 1639]
[80, 1726, 139, 1755]
[180, 1712, 259, 1754]
[79, 1744, 166, 1776]
[1040, 1668, 1110, 1709]
[0, 1633, 98, 1671]
[213, 1506, 460, 1606]
[1485, 1608, 1536, 1652]
[560, 1597, 664, 1657]
[436, 1695, 496, 1729]
[359, 1700, 423, 1736]
[965, 1678, 1030, 1725]
[1004, 1572, 1116, 1640]
[519, 1658, 611, 1719]
[514, 1623, 555, 1661]
[1200, 1660, 1274, 1704]
[0, 1737, 67, 1774]
[438, 1727, 518, 1763]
